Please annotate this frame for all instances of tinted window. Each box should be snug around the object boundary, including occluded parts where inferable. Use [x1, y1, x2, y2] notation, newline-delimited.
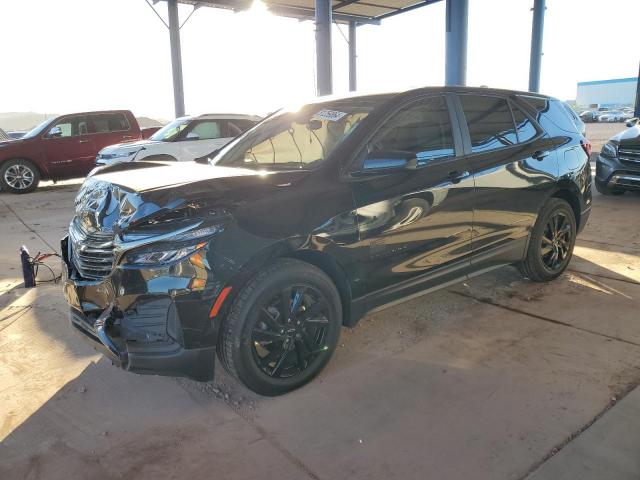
[371, 96, 455, 164]
[91, 113, 129, 133]
[510, 103, 538, 143]
[224, 120, 245, 138]
[229, 119, 256, 132]
[50, 116, 90, 137]
[188, 121, 221, 140]
[459, 95, 517, 153]
[519, 96, 580, 134]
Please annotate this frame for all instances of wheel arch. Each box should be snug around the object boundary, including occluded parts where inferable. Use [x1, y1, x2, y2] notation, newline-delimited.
[220, 237, 356, 328]
[549, 185, 582, 230]
[1, 156, 46, 177]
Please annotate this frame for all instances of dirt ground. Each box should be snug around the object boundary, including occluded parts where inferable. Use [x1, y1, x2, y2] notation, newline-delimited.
[1, 122, 639, 480]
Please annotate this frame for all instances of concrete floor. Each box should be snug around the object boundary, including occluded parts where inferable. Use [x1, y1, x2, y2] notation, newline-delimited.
[1, 134, 639, 479]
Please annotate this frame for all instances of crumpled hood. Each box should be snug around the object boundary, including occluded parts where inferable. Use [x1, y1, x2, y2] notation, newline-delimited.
[91, 161, 265, 193]
[611, 125, 640, 143]
[74, 161, 310, 235]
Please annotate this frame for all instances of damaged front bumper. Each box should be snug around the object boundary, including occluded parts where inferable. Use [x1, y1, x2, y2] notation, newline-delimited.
[61, 235, 220, 381]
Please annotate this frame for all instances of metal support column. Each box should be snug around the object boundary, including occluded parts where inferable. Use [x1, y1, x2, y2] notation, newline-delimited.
[168, 0, 185, 117]
[528, 0, 546, 92]
[634, 61, 640, 118]
[315, 0, 333, 96]
[445, 0, 469, 86]
[348, 21, 357, 92]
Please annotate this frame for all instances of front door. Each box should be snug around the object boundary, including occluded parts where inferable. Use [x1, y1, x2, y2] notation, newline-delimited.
[42, 115, 95, 179]
[178, 120, 228, 160]
[350, 95, 475, 307]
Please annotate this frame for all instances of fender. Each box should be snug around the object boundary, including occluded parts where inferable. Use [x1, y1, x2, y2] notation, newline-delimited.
[212, 234, 358, 328]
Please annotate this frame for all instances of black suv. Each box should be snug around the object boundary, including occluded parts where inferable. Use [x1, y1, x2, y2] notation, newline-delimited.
[62, 87, 592, 395]
[595, 123, 640, 194]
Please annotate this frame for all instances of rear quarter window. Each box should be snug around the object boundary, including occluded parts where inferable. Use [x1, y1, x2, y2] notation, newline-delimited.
[91, 113, 130, 133]
[518, 96, 580, 135]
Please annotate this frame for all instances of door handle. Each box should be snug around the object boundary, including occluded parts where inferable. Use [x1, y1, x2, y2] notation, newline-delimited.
[448, 170, 470, 184]
[78, 139, 91, 144]
[532, 150, 549, 160]
[122, 135, 134, 139]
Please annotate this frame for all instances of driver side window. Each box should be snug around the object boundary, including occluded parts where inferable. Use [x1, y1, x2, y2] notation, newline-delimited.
[371, 96, 455, 165]
[49, 116, 90, 138]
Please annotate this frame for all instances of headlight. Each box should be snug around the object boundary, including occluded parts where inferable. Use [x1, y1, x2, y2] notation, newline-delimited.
[169, 224, 224, 242]
[122, 224, 224, 266]
[124, 243, 205, 266]
[601, 141, 618, 158]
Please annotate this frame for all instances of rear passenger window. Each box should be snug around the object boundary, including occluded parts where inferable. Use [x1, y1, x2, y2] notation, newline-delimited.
[510, 103, 538, 143]
[371, 96, 455, 164]
[224, 121, 245, 138]
[459, 95, 517, 153]
[91, 113, 129, 133]
[519, 97, 580, 134]
[229, 119, 256, 132]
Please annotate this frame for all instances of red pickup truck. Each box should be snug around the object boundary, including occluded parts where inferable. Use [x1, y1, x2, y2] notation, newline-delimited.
[0, 110, 160, 193]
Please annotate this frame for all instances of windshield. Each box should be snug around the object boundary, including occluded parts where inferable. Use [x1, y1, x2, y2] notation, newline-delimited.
[149, 118, 191, 142]
[22, 119, 53, 139]
[214, 96, 390, 170]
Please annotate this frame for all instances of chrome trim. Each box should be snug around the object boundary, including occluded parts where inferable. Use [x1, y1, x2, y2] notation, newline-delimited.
[619, 147, 640, 165]
[608, 174, 640, 188]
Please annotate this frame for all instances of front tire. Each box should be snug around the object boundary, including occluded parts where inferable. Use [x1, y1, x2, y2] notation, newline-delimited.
[0, 159, 40, 194]
[219, 259, 342, 396]
[520, 198, 576, 282]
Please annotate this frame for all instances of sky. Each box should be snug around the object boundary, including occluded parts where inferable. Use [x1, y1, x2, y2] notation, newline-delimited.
[1, 0, 638, 121]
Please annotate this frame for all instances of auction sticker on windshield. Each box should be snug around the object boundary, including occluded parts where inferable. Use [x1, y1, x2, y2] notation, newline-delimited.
[312, 110, 348, 122]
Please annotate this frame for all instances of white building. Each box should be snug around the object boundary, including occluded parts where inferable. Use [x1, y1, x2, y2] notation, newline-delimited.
[576, 77, 638, 107]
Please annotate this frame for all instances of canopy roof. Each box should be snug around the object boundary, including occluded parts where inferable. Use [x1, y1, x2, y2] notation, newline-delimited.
[174, 0, 442, 24]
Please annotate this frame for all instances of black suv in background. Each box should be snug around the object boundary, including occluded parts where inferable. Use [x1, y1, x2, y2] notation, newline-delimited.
[595, 122, 640, 194]
[62, 87, 592, 395]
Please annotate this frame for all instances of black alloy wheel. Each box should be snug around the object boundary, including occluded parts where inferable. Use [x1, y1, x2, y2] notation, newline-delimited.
[540, 212, 571, 271]
[219, 258, 342, 396]
[520, 198, 576, 282]
[251, 285, 331, 379]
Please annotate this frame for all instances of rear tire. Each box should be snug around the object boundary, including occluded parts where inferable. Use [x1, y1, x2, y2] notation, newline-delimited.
[218, 258, 342, 396]
[520, 198, 576, 282]
[0, 159, 40, 194]
[595, 180, 624, 196]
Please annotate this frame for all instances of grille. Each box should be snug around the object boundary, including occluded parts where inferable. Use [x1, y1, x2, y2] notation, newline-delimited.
[619, 145, 640, 166]
[70, 221, 116, 280]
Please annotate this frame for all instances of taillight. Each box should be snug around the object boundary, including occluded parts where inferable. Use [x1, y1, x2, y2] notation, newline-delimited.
[580, 139, 592, 157]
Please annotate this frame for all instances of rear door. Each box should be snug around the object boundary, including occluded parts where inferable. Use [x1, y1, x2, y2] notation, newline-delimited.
[90, 112, 137, 151]
[41, 115, 95, 178]
[350, 94, 475, 305]
[454, 93, 559, 268]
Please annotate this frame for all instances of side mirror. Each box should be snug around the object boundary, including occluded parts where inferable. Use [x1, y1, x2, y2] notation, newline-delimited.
[47, 126, 62, 138]
[626, 118, 639, 128]
[362, 150, 417, 173]
[185, 132, 200, 141]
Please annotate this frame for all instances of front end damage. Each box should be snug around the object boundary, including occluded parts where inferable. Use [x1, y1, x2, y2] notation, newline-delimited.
[61, 178, 230, 381]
